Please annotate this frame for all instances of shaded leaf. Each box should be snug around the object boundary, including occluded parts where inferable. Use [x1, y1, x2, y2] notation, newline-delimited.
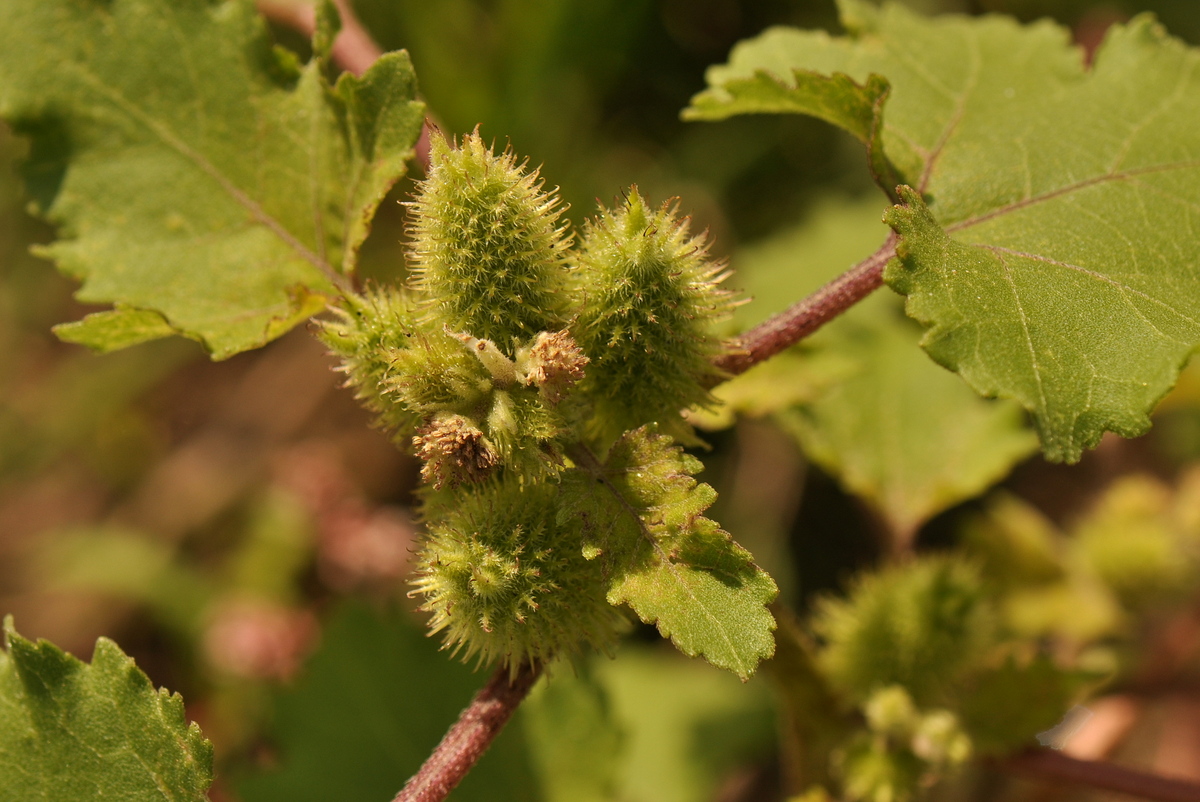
[563, 429, 777, 679]
[730, 198, 1037, 538]
[594, 648, 775, 802]
[0, 0, 424, 358]
[0, 618, 212, 802]
[237, 602, 538, 802]
[690, 1, 1200, 462]
[522, 668, 622, 802]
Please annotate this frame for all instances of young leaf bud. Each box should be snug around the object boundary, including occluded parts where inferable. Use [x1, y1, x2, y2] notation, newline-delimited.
[410, 480, 628, 670]
[572, 187, 738, 443]
[408, 129, 572, 346]
[517, 329, 588, 404]
[414, 412, 500, 489]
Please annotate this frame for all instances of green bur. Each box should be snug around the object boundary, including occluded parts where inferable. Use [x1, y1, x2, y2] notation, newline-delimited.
[409, 131, 572, 345]
[573, 189, 736, 444]
[412, 481, 627, 669]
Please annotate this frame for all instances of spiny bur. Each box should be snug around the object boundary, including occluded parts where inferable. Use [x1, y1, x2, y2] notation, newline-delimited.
[319, 288, 423, 437]
[410, 480, 628, 671]
[573, 187, 738, 443]
[408, 129, 572, 347]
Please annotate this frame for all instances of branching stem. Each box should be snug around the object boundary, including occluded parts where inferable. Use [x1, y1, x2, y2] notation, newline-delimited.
[392, 661, 543, 802]
[714, 235, 897, 377]
[1004, 749, 1200, 802]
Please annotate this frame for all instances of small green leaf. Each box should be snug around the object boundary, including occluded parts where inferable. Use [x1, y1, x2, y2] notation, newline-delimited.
[0, 618, 212, 802]
[0, 0, 425, 358]
[52, 307, 181, 353]
[563, 428, 777, 679]
[690, 3, 1200, 462]
[685, 69, 902, 197]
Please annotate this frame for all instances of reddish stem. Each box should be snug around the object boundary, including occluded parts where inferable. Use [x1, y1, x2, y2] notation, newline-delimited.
[392, 662, 543, 802]
[1005, 749, 1200, 802]
[257, 0, 380, 76]
[257, 0, 433, 170]
[715, 236, 896, 377]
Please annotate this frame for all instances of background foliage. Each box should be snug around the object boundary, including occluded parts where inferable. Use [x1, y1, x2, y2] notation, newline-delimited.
[1, 0, 1199, 800]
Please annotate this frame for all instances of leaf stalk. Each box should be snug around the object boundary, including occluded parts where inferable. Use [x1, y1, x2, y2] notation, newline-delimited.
[714, 235, 896, 378]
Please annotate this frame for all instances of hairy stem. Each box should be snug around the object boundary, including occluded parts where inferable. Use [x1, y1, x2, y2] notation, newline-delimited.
[1004, 749, 1200, 802]
[714, 236, 897, 377]
[392, 661, 543, 802]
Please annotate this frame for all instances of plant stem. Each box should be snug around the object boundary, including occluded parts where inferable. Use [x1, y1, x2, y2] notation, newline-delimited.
[392, 661, 543, 802]
[1005, 749, 1200, 802]
[257, 0, 380, 76]
[257, 0, 434, 172]
[714, 236, 896, 377]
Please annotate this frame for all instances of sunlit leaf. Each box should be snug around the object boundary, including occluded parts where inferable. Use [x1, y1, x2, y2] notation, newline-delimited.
[0, 619, 212, 802]
[0, 0, 424, 358]
[689, 1, 1200, 462]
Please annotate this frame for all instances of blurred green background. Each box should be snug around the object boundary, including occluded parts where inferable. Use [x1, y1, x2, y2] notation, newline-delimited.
[2, 1, 1200, 800]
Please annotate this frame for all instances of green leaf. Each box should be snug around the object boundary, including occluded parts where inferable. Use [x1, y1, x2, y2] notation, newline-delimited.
[690, 2, 1200, 462]
[521, 669, 622, 802]
[0, 0, 424, 358]
[563, 428, 777, 679]
[0, 618, 212, 802]
[237, 602, 539, 802]
[684, 65, 902, 197]
[52, 307, 181, 353]
[730, 198, 1037, 539]
[778, 306, 1039, 541]
[593, 648, 776, 802]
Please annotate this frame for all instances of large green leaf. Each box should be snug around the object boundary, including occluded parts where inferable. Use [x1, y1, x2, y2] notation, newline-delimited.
[0, 0, 424, 358]
[720, 198, 1037, 540]
[562, 429, 778, 679]
[0, 618, 212, 802]
[688, 1, 1200, 462]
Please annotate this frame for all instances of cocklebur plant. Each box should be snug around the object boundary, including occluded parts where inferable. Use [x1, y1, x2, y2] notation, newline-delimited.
[5, 1, 1200, 801]
[323, 129, 778, 676]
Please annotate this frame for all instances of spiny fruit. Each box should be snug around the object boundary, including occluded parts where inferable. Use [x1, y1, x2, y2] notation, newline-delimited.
[407, 129, 573, 348]
[410, 479, 628, 671]
[573, 187, 738, 443]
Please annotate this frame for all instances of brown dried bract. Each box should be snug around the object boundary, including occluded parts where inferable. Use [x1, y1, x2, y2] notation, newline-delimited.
[414, 413, 500, 489]
[521, 329, 588, 404]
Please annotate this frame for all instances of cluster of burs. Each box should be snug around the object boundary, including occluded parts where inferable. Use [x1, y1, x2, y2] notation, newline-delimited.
[322, 131, 736, 668]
